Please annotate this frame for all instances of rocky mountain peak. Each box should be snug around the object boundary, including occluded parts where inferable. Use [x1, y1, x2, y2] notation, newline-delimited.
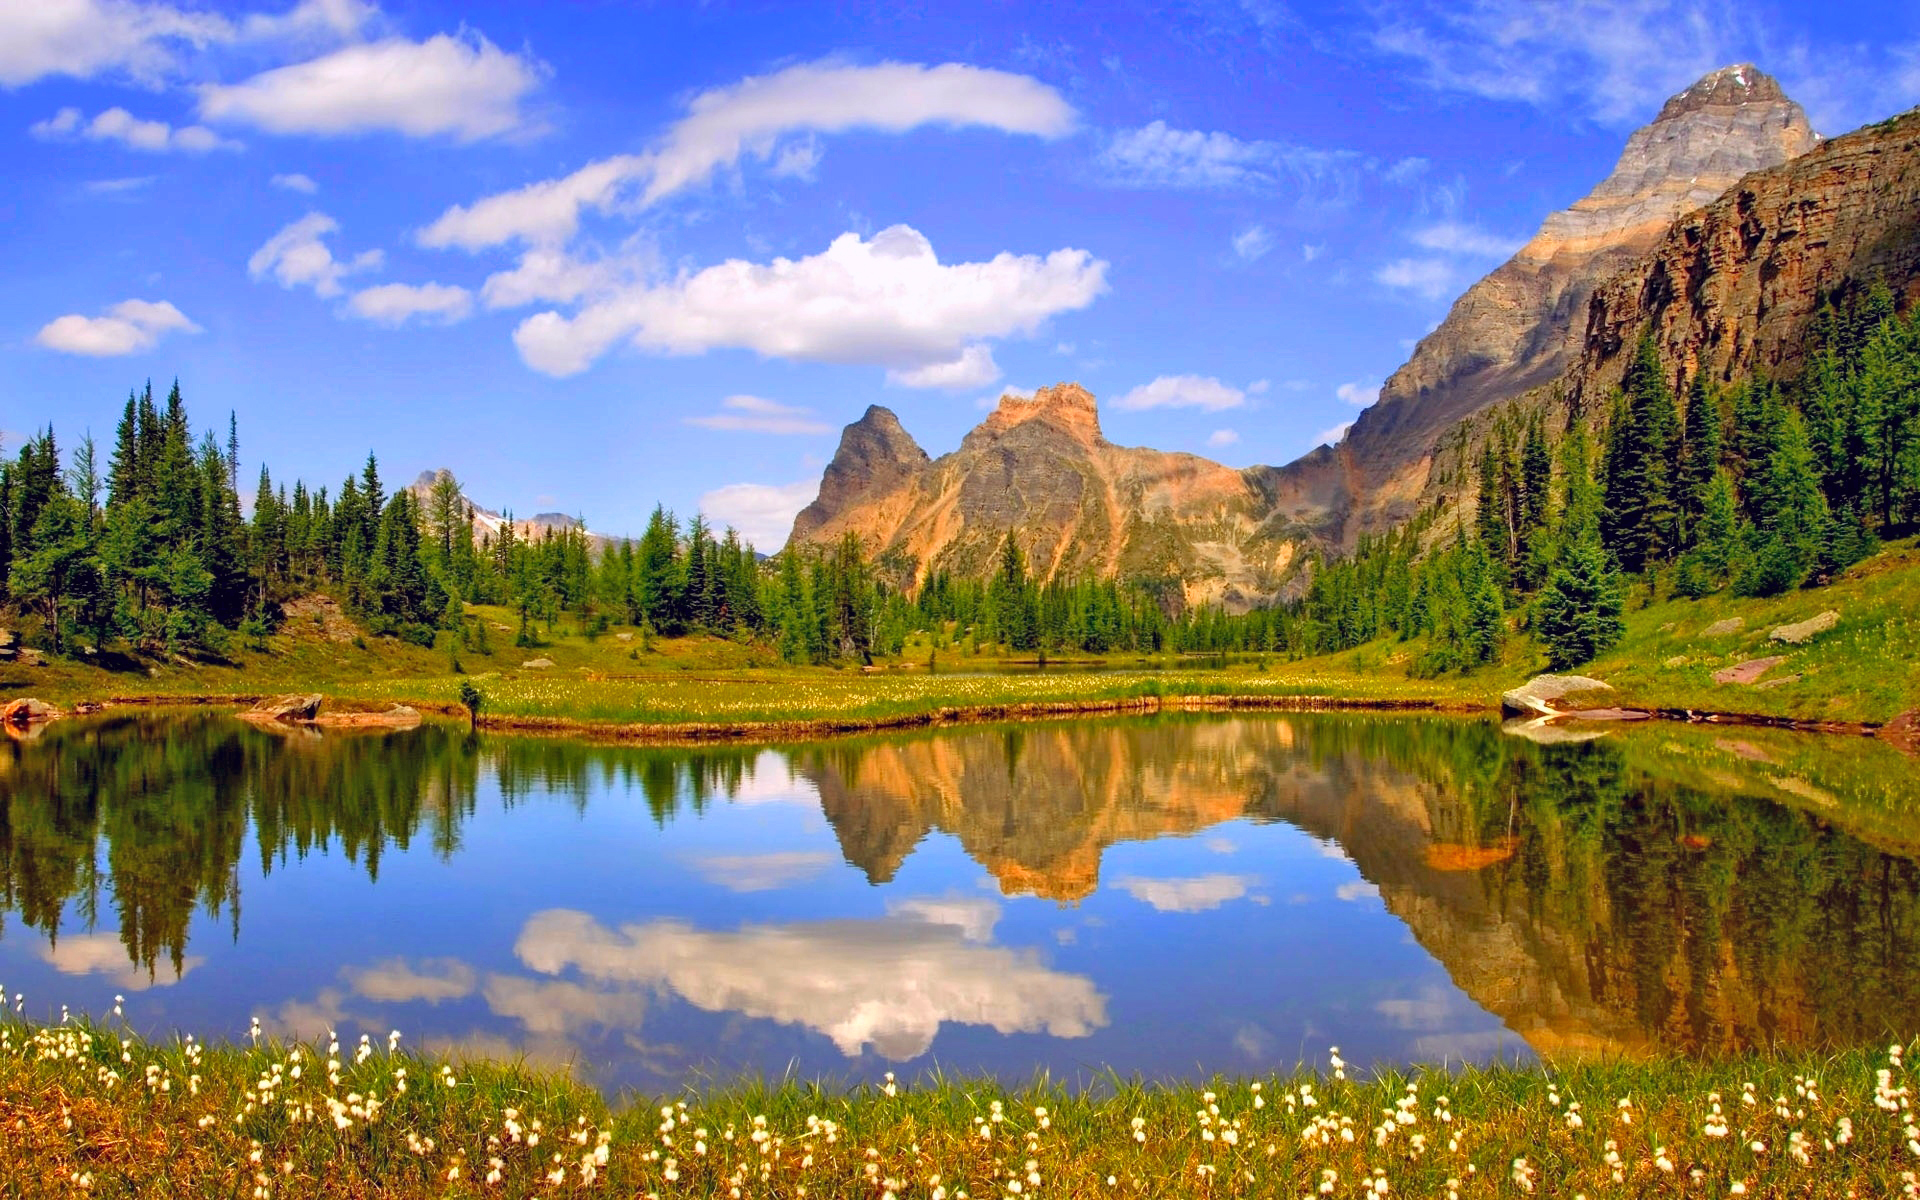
[973, 382, 1104, 446]
[1655, 63, 1788, 121]
[788, 405, 931, 544]
[1309, 62, 1818, 544]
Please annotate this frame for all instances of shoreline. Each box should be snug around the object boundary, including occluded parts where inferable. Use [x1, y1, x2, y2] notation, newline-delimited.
[19, 685, 1906, 748]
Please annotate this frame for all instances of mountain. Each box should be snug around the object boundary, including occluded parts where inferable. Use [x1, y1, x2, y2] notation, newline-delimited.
[406, 469, 615, 548]
[790, 66, 1833, 590]
[1285, 64, 1820, 542]
[791, 384, 1301, 609]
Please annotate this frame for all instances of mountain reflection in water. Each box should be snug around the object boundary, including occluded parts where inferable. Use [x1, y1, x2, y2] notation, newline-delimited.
[3, 711, 1918, 1090]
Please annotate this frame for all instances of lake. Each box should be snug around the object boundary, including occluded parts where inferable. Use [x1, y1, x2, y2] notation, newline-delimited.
[3, 710, 1918, 1095]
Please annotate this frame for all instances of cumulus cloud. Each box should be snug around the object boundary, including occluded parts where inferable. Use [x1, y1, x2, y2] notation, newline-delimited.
[887, 344, 999, 390]
[1375, 257, 1454, 300]
[1336, 381, 1380, 407]
[685, 850, 838, 892]
[1231, 224, 1274, 262]
[1100, 120, 1359, 201]
[1114, 374, 1247, 412]
[0, 0, 229, 87]
[509, 225, 1105, 379]
[698, 480, 819, 551]
[247, 211, 381, 297]
[35, 298, 201, 356]
[30, 105, 241, 152]
[199, 31, 546, 141]
[1312, 421, 1354, 449]
[421, 60, 1072, 251]
[1335, 879, 1381, 903]
[39, 931, 203, 990]
[0, 0, 376, 89]
[1114, 874, 1257, 913]
[513, 907, 1106, 1060]
[1206, 429, 1241, 448]
[270, 171, 318, 192]
[1411, 221, 1523, 259]
[685, 395, 833, 436]
[480, 246, 624, 309]
[347, 281, 473, 326]
[343, 956, 477, 1003]
[483, 974, 648, 1037]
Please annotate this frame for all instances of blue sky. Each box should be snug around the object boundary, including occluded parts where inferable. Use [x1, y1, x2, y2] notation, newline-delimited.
[4, 0, 1917, 548]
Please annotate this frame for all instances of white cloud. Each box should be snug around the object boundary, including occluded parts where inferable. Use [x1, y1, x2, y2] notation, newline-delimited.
[685, 850, 838, 892]
[510, 225, 1105, 379]
[419, 155, 647, 251]
[35, 298, 200, 356]
[247, 211, 381, 297]
[1115, 874, 1256, 913]
[421, 60, 1072, 251]
[1246, 379, 1271, 395]
[1370, 0, 1766, 126]
[39, 930, 203, 990]
[638, 59, 1074, 207]
[1411, 221, 1522, 258]
[1114, 374, 1246, 412]
[1336, 381, 1379, 407]
[887, 344, 999, 390]
[513, 906, 1106, 1060]
[483, 974, 648, 1038]
[685, 395, 834, 436]
[347, 281, 473, 326]
[1101, 120, 1359, 200]
[1335, 879, 1381, 902]
[199, 31, 546, 141]
[343, 956, 476, 1003]
[698, 480, 819, 551]
[270, 171, 317, 192]
[1313, 421, 1354, 448]
[0, 0, 376, 89]
[30, 105, 241, 152]
[0, 0, 228, 87]
[1375, 257, 1455, 300]
[1206, 429, 1240, 448]
[84, 175, 156, 193]
[1231, 224, 1274, 262]
[480, 247, 625, 310]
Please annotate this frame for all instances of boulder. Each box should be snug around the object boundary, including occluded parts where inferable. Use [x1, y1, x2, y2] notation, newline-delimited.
[520, 657, 556, 669]
[242, 693, 325, 722]
[1700, 617, 1745, 636]
[16, 648, 45, 667]
[1500, 674, 1612, 717]
[310, 705, 422, 730]
[1769, 610, 1839, 645]
[1712, 655, 1786, 685]
[0, 629, 15, 660]
[1755, 674, 1802, 690]
[2, 697, 62, 725]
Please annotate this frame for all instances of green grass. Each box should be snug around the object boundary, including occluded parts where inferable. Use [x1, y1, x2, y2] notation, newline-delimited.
[5, 1012, 1918, 1198]
[8, 541, 1920, 733]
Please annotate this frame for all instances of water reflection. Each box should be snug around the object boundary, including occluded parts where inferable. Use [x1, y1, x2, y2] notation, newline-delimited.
[3, 710, 1920, 1090]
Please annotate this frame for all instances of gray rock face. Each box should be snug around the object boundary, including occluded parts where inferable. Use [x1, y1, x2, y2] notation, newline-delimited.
[789, 406, 931, 545]
[1305, 65, 1818, 542]
[1770, 611, 1840, 645]
[1701, 617, 1746, 636]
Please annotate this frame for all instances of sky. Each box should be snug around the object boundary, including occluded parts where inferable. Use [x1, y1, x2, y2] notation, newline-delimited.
[4, 0, 1917, 549]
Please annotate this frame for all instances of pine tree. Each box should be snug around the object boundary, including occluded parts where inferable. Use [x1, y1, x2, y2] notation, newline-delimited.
[1677, 374, 1723, 546]
[1535, 535, 1626, 670]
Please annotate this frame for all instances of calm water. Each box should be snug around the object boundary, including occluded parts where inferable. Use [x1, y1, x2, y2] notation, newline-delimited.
[3, 710, 1919, 1093]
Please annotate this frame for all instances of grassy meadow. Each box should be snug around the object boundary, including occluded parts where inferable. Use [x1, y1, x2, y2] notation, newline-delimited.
[6, 539, 1919, 734]
[4, 1009, 1918, 1199]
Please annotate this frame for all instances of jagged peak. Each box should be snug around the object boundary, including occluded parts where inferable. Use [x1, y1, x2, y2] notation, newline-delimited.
[1655, 64, 1788, 122]
[977, 382, 1103, 443]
